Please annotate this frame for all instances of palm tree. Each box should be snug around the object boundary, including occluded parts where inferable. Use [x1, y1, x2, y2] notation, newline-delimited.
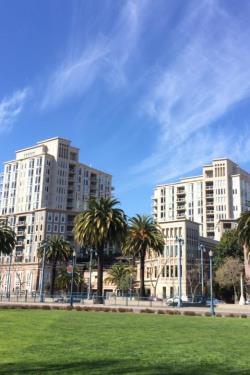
[105, 262, 135, 295]
[122, 214, 165, 298]
[74, 197, 127, 303]
[37, 236, 73, 296]
[55, 266, 83, 292]
[237, 212, 250, 283]
[0, 220, 16, 255]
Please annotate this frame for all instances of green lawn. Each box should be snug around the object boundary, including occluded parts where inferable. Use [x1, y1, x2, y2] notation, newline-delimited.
[0, 310, 249, 375]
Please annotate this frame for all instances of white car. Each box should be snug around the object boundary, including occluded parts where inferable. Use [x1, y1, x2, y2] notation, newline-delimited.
[166, 297, 181, 305]
[245, 299, 250, 305]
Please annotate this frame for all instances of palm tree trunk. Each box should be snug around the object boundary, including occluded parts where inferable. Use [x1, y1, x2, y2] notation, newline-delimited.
[140, 251, 146, 298]
[96, 249, 104, 303]
[243, 244, 250, 284]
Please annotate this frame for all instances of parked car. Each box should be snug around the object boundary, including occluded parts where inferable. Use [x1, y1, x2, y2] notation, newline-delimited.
[147, 296, 163, 302]
[166, 297, 181, 305]
[206, 298, 225, 306]
[245, 299, 250, 305]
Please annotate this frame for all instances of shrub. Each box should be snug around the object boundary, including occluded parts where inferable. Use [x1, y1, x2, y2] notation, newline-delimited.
[165, 310, 175, 315]
[75, 306, 83, 311]
[157, 310, 165, 314]
[241, 314, 247, 319]
[183, 311, 196, 316]
[140, 309, 154, 314]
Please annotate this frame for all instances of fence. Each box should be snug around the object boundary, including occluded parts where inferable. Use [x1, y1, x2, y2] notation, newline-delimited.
[0, 292, 205, 307]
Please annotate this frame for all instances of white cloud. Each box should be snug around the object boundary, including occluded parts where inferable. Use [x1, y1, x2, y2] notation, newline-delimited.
[0, 89, 29, 133]
[41, 0, 148, 109]
[131, 0, 250, 184]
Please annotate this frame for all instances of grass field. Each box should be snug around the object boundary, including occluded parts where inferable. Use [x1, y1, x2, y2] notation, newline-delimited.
[0, 310, 250, 375]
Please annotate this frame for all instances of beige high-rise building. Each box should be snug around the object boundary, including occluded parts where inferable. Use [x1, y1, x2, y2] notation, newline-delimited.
[153, 159, 250, 240]
[0, 137, 112, 293]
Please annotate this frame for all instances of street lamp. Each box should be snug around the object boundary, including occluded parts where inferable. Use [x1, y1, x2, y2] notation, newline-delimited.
[176, 236, 184, 308]
[239, 273, 245, 305]
[39, 245, 46, 303]
[7, 252, 13, 301]
[209, 250, 215, 316]
[70, 250, 76, 307]
[86, 248, 96, 299]
[199, 244, 206, 300]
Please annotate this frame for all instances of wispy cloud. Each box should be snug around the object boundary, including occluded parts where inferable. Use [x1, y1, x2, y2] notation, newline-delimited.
[133, 0, 250, 183]
[41, 0, 148, 109]
[0, 89, 29, 133]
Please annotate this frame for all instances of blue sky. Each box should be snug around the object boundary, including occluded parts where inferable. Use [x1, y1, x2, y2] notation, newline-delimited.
[1, 0, 250, 216]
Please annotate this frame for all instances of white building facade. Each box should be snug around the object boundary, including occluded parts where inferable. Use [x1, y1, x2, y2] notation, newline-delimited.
[137, 220, 217, 300]
[153, 159, 250, 240]
[0, 137, 112, 293]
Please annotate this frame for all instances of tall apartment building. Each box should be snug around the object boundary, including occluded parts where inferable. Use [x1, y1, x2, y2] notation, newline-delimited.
[153, 159, 250, 239]
[0, 137, 112, 293]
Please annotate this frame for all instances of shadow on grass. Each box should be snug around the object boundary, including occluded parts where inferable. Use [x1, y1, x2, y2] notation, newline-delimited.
[0, 360, 249, 375]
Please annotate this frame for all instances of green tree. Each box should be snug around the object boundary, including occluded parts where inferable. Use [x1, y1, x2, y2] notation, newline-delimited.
[122, 215, 165, 297]
[105, 262, 135, 295]
[237, 212, 250, 282]
[214, 229, 243, 269]
[55, 266, 83, 292]
[0, 220, 16, 255]
[74, 197, 127, 302]
[37, 236, 73, 296]
[215, 257, 243, 303]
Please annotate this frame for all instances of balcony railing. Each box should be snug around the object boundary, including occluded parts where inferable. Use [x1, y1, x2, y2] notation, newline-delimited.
[16, 241, 24, 247]
[17, 221, 26, 226]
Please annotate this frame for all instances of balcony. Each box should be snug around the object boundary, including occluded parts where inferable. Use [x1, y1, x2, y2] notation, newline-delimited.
[206, 194, 213, 198]
[205, 185, 213, 191]
[177, 213, 186, 218]
[207, 219, 214, 223]
[16, 241, 24, 247]
[177, 189, 185, 195]
[206, 210, 214, 214]
[206, 200, 214, 207]
[177, 205, 185, 211]
[176, 198, 185, 202]
[16, 231, 25, 236]
[16, 250, 23, 256]
[16, 221, 26, 226]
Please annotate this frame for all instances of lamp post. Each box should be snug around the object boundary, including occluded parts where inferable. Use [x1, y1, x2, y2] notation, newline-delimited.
[199, 244, 205, 299]
[70, 250, 76, 307]
[176, 237, 184, 308]
[7, 252, 13, 301]
[86, 248, 96, 299]
[39, 246, 46, 303]
[239, 273, 245, 305]
[209, 250, 215, 316]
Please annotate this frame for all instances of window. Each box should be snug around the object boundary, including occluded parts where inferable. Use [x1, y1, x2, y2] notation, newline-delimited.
[60, 225, 65, 233]
[47, 224, 52, 232]
[53, 224, 58, 232]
